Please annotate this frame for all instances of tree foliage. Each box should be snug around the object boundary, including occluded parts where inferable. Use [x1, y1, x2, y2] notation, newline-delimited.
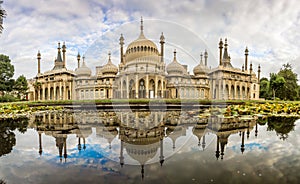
[0, 0, 6, 34]
[14, 75, 28, 99]
[277, 63, 298, 100]
[269, 73, 285, 100]
[0, 54, 14, 95]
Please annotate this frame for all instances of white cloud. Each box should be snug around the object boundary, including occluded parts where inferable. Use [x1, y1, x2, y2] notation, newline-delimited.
[0, 0, 299, 80]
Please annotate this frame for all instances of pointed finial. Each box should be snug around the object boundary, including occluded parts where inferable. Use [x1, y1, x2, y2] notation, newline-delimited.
[160, 32, 165, 41]
[200, 52, 203, 62]
[140, 16, 143, 32]
[58, 42, 61, 49]
[173, 49, 177, 59]
[224, 38, 228, 47]
[258, 64, 261, 72]
[77, 52, 80, 59]
[37, 50, 41, 57]
[82, 55, 85, 63]
[245, 46, 249, 54]
[119, 34, 124, 45]
[219, 38, 223, 47]
[108, 51, 111, 62]
[242, 64, 244, 71]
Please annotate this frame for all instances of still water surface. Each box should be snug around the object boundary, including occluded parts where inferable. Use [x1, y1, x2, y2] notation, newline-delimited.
[0, 110, 300, 184]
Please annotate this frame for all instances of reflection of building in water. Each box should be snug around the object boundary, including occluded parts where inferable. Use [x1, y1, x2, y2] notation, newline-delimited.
[30, 110, 258, 178]
[207, 116, 256, 160]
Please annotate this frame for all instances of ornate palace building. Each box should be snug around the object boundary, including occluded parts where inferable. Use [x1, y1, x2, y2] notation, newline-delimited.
[27, 18, 261, 101]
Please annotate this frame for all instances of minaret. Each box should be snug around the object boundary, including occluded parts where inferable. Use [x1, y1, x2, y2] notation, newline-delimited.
[62, 42, 66, 68]
[119, 34, 124, 64]
[258, 64, 261, 83]
[37, 51, 41, 74]
[204, 49, 208, 66]
[160, 32, 165, 63]
[245, 47, 249, 71]
[250, 62, 253, 73]
[57, 42, 62, 62]
[241, 131, 245, 154]
[223, 38, 229, 60]
[77, 52, 81, 68]
[219, 38, 223, 66]
[242, 64, 244, 72]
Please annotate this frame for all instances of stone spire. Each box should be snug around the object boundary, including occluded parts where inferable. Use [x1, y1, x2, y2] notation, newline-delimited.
[57, 42, 63, 63]
[160, 32, 165, 62]
[138, 16, 145, 39]
[223, 38, 229, 60]
[204, 49, 208, 66]
[245, 47, 249, 71]
[77, 52, 81, 68]
[62, 42, 66, 68]
[37, 50, 41, 74]
[219, 38, 223, 66]
[258, 64, 261, 83]
[119, 34, 124, 64]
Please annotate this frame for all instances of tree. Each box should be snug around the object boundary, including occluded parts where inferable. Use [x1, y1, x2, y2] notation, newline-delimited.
[14, 75, 28, 99]
[0, 54, 15, 95]
[269, 73, 285, 100]
[0, 0, 6, 34]
[277, 63, 298, 100]
[259, 77, 271, 99]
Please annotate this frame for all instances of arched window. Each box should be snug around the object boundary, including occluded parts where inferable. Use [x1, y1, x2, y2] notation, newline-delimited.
[254, 84, 256, 90]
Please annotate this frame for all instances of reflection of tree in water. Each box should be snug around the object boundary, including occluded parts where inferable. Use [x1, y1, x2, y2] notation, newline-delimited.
[0, 179, 6, 184]
[0, 117, 29, 157]
[267, 116, 298, 140]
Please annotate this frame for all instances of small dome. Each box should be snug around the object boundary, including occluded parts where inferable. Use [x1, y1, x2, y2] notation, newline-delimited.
[166, 50, 186, 74]
[102, 53, 118, 75]
[75, 59, 91, 77]
[193, 55, 209, 75]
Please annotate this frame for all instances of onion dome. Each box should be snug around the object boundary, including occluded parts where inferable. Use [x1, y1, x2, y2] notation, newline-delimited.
[166, 50, 186, 74]
[193, 53, 209, 75]
[75, 56, 91, 77]
[102, 52, 118, 75]
[125, 17, 159, 62]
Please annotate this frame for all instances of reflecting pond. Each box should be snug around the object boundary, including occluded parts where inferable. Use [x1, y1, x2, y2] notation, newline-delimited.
[0, 110, 300, 184]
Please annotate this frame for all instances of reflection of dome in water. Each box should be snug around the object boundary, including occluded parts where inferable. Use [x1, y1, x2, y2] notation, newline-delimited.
[166, 126, 186, 149]
[96, 126, 118, 148]
[192, 125, 207, 148]
[124, 142, 159, 165]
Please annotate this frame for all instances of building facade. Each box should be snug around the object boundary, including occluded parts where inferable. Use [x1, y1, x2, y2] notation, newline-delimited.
[27, 18, 261, 101]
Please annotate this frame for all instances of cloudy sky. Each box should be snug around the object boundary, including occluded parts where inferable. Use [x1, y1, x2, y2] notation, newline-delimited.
[0, 0, 300, 80]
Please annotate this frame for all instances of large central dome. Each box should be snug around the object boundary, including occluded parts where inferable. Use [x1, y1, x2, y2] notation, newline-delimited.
[125, 18, 159, 63]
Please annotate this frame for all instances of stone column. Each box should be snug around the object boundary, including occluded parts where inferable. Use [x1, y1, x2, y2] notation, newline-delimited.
[135, 75, 138, 98]
[47, 83, 50, 100]
[146, 75, 149, 98]
[63, 82, 66, 100]
[155, 76, 158, 98]
[120, 77, 123, 98]
[54, 83, 56, 100]
[126, 76, 129, 99]
[161, 77, 164, 98]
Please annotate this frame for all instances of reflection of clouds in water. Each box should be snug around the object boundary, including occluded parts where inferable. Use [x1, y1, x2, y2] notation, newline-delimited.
[1, 118, 300, 183]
